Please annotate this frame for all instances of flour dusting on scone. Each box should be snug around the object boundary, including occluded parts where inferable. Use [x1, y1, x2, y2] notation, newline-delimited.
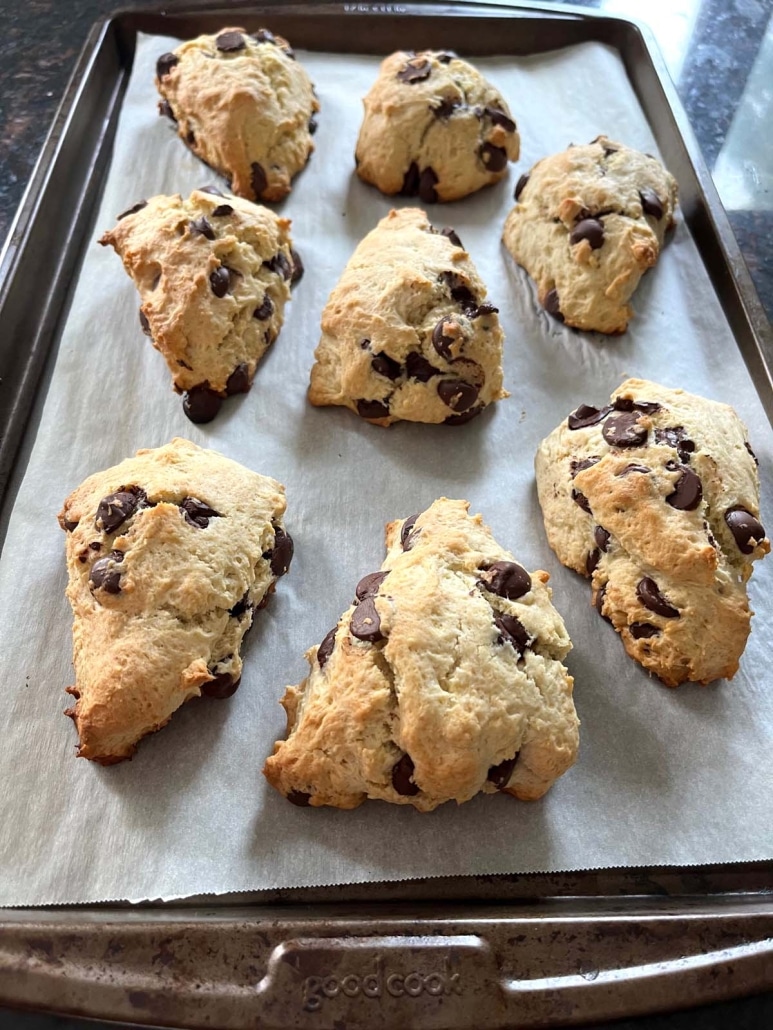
[308, 208, 507, 427]
[263, 498, 579, 810]
[99, 189, 301, 423]
[535, 379, 768, 686]
[58, 438, 292, 764]
[155, 27, 318, 202]
[355, 50, 519, 202]
[503, 137, 677, 333]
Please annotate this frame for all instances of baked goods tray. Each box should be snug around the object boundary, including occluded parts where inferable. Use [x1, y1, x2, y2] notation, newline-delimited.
[1, 1, 772, 1027]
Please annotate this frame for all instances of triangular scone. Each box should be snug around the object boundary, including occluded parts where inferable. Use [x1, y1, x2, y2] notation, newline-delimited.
[99, 189, 301, 423]
[58, 438, 292, 764]
[502, 137, 677, 333]
[264, 498, 578, 811]
[155, 27, 319, 202]
[535, 379, 769, 686]
[308, 209, 507, 427]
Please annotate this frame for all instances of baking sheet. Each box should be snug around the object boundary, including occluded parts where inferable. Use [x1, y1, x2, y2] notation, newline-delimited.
[0, 31, 772, 907]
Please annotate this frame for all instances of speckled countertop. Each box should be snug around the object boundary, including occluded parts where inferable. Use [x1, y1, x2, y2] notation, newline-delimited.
[0, 0, 771, 1027]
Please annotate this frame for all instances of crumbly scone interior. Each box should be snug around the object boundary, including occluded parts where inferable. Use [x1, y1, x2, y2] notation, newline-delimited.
[264, 498, 578, 811]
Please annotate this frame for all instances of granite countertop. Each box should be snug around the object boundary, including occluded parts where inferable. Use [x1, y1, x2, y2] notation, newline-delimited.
[0, 1, 771, 1028]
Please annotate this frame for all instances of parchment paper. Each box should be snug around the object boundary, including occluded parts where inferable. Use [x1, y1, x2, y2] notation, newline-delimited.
[1, 34, 771, 906]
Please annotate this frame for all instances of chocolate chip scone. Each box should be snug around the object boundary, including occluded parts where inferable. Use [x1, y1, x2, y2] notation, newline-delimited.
[263, 498, 579, 811]
[155, 27, 318, 202]
[308, 208, 507, 427]
[536, 379, 769, 687]
[99, 188, 301, 424]
[355, 50, 519, 202]
[503, 137, 677, 333]
[58, 438, 293, 764]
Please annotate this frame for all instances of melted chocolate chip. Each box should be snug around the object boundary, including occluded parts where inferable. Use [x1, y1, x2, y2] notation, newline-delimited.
[230, 592, 252, 618]
[355, 570, 388, 601]
[308, 115, 318, 134]
[640, 187, 664, 220]
[226, 363, 251, 395]
[479, 560, 531, 600]
[186, 129, 196, 146]
[397, 59, 432, 83]
[636, 577, 679, 618]
[667, 467, 703, 511]
[317, 628, 337, 668]
[180, 497, 220, 529]
[655, 426, 695, 463]
[183, 385, 222, 424]
[745, 441, 759, 466]
[617, 463, 651, 476]
[440, 272, 479, 313]
[613, 397, 661, 415]
[201, 672, 241, 698]
[571, 456, 600, 477]
[63, 518, 78, 532]
[371, 353, 401, 380]
[251, 162, 267, 198]
[444, 405, 484, 426]
[594, 525, 611, 552]
[473, 303, 498, 318]
[570, 218, 604, 249]
[432, 96, 459, 119]
[401, 514, 419, 550]
[350, 596, 383, 642]
[725, 508, 766, 554]
[402, 162, 420, 195]
[406, 351, 440, 382]
[485, 106, 516, 132]
[432, 317, 457, 360]
[268, 527, 294, 577]
[494, 613, 531, 655]
[568, 405, 612, 430]
[215, 30, 245, 52]
[117, 200, 147, 221]
[287, 790, 311, 807]
[211, 203, 233, 216]
[630, 622, 660, 639]
[139, 308, 151, 336]
[441, 226, 463, 248]
[586, 549, 601, 574]
[392, 754, 419, 795]
[96, 488, 144, 534]
[572, 489, 591, 514]
[436, 50, 457, 63]
[487, 754, 518, 789]
[253, 296, 274, 320]
[437, 378, 479, 412]
[514, 173, 529, 201]
[264, 252, 293, 280]
[595, 583, 611, 622]
[159, 99, 176, 122]
[209, 266, 232, 297]
[479, 142, 508, 172]
[189, 216, 215, 240]
[254, 28, 276, 44]
[89, 550, 124, 594]
[543, 288, 564, 322]
[419, 167, 439, 203]
[156, 53, 178, 78]
[356, 398, 390, 420]
[290, 249, 304, 285]
[602, 411, 648, 448]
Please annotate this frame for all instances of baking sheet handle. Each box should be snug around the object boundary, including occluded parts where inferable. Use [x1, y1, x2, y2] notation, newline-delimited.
[1, 901, 772, 1027]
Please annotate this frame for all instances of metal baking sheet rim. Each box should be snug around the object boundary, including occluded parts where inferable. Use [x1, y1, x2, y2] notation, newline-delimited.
[1, 1, 772, 1025]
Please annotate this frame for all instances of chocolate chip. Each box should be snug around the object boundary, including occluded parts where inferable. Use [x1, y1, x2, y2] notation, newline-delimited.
[156, 53, 178, 78]
[264, 252, 293, 280]
[655, 426, 695, 463]
[189, 216, 215, 240]
[96, 489, 144, 534]
[594, 526, 610, 552]
[356, 398, 390, 420]
[570, 218, 604, 249]
[432, 317, 456, 360]
[436, 50, 456, 63]
[89, 550, 124, 594]
[441, 226, 463, 248]
[602, 411, 648, 448]
[568, 405, 612, 430]
[139, 308, 151, 336]
[487, 754, 518, 790]
[401, 514, 419, 550]
[595, 583, 611, 622]
[406, 351, 440, 382]
[254, 28, 276, 44]
[350, 596, 384, 642]
[572, 489, 591, 514]
[485, 106, 516, 132]
[432, 97, 459, 119]
[355, 571, 388, 601]
[392, 754, 419, 795]
[287, 790, 311, 807]
[290, 249, 304, 284]
[479, 142, 508, 172]
[745, 441, 759, 466]
[308, 115, 318, 134]
[586, 549, 601, 574]
[514, 173, 529, 201]
[117, 200, 147, 221]
[211, 203, 233, 216]
[371, 353, 401, 380]
[419, 167, 439, 203]
[209, 266, 231, 297]
[230, 592, 252, 618]
[201, 672, 241, 698]
[226, 363, 251, 395]
[636, 577, 679, 618]
[63, 519, 78, 532]
[494, 613, 531, 655]
[440, 272, 478, 313]
[444, 405, 484, 426]
[571, 456, 600, 477]
[251, 162, 267, 198]
[640, 188, 664, 220]
[317, 628, 337, 669]
[253, 296, 274, 320]
[473, 303, 498, 318]
[630, 622, 660, 639]
[667, 467, 702, 511]
[268, 527, 294, 577]
[613, 397, 661, 415]
[617, 463, 651, 476]
[199, 185, 226, 197]
[180, 497, 220, 529]
[159, 99, 176, 122]
[402, 162, 420, 195]
[183, 385, 222, 424]
[725, 508, 766, 554]
[437, 378, 479, 412]
[397, 59, 432, 83]
[216, 30, 246, 52]
[478, 560, 531, 600]
[186, 129, 196, 146]
[543, 288, 564, 322]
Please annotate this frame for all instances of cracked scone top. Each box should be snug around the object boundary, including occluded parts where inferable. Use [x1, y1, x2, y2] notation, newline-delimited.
[308, 208, 507, 427]
[263, 498, 579, 811]
[155, 27, 319, 202]
[355, 50, 519, 202]
[58, 438, 293, 764]
[99, 189, 301, 424]
[535, 379, 769, 687]
[503, 137, 677, 333]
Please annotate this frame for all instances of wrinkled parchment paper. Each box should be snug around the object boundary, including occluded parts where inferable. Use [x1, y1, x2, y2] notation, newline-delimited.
[0, 34, 771, 905]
